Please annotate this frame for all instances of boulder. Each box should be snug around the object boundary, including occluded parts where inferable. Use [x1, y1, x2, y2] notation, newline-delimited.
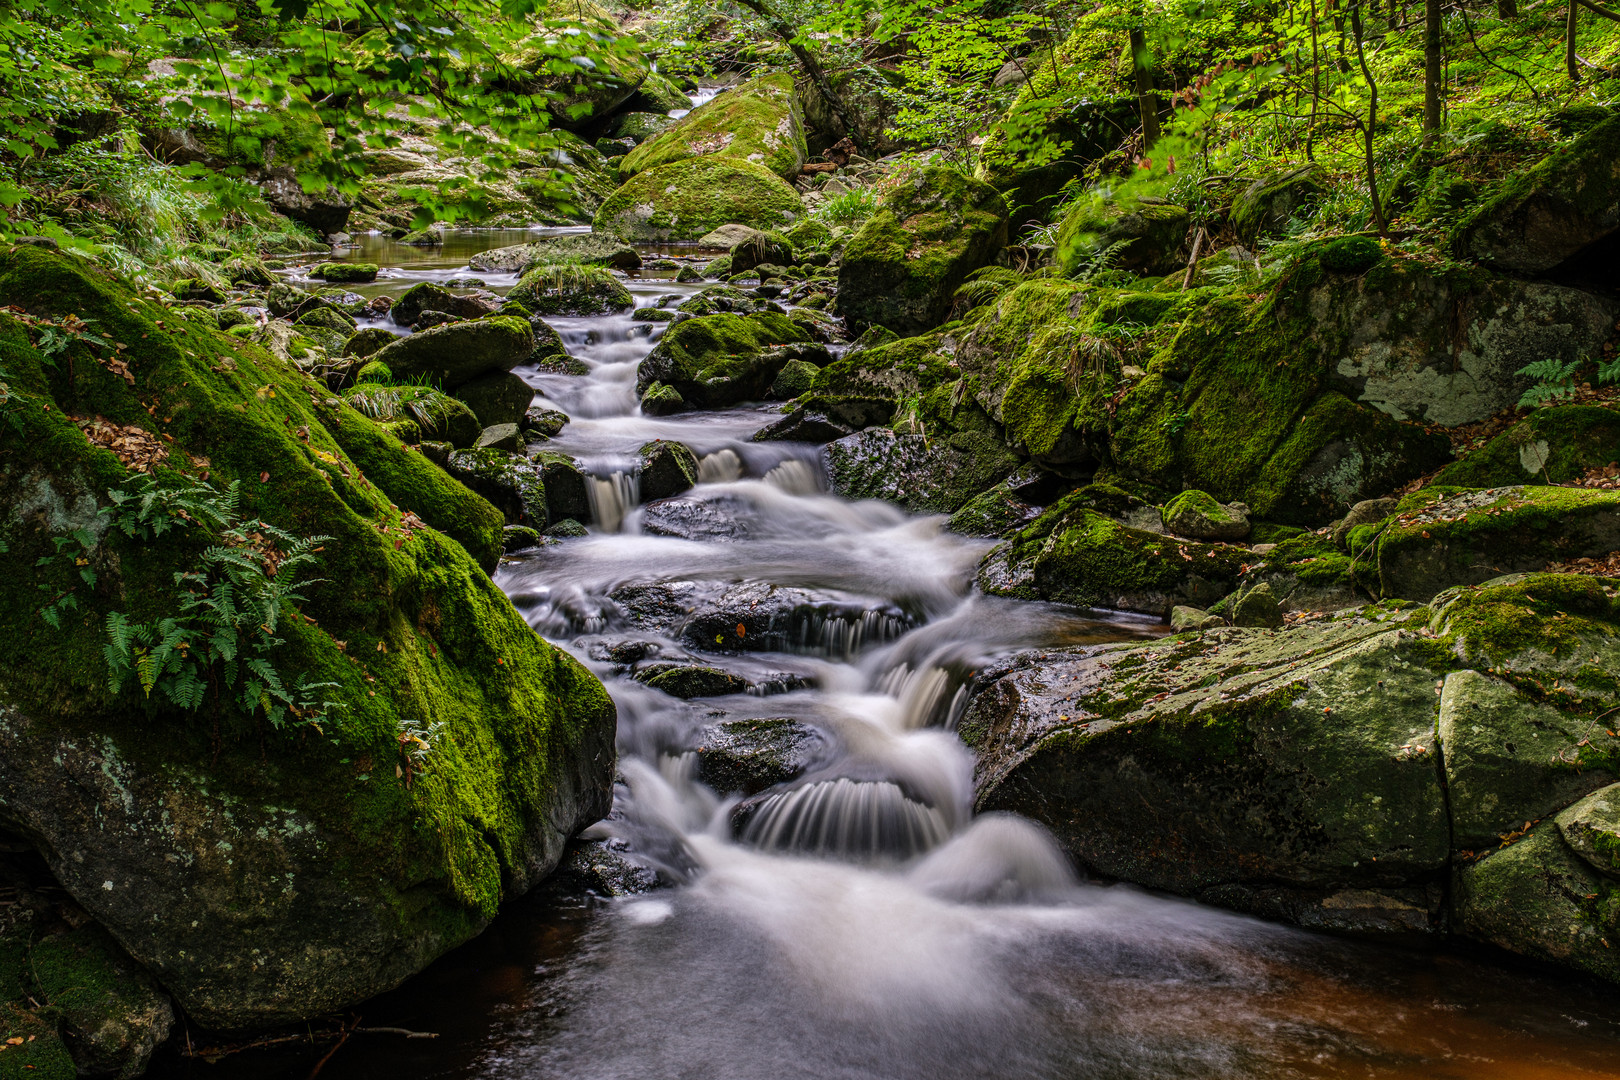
[1558, 784, 1620, 878]
[260, 166, 351, 234]
[1228, 581, 1284, 628]
[343, 326, 397, 359]
[1231, 166, 1323, 244]
[617, 73, 807, 182]
[636, 312, 812, 408]
[391, 282, 501, 327]
[639, 440, 699, 501]
[1161, 489, 1251, 541]
[1056, 200, 1191, 277]
[730, 229, 794, 273]
[0, 246, 614, 1030]
[609, 111, 674, 142]
[453, 372, 533, 429]
[699, 223, 765, 249]
[445, 448, 549, 525]
[368, 317, 535, 390]
[976, 499, 1248, 617]
[638, 665, 749, 699]
[467, 234, 642, 273]
[1454, 111, 1620, 274]
[506, 264, 634, 316]
[693, 717, 824, 795]
[534, 451, 592, 525]
[837, 165, 1009, 336]
[623, 69, 692, 114]
[345, 384, 482, 448]
[1432, 405, 1620, 488]
[823, 427, 1022, 516]
[475, 423, 523, 452]
[313, 261, 379, 283]
[594, 157, 803, 242]
[25, 925, 173, 1077]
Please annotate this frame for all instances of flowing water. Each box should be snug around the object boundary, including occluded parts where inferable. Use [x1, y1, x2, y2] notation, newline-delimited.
[161, 231, 1620, 1079]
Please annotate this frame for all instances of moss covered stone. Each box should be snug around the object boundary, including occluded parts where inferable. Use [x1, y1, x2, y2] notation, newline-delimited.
[455, 371, 535, 429]
[368, 317, 534, 391]
[618, 73, 807, 181]
[506, 264, 634, 316]
[27, 925, 171, 1077]
[1433, 405, 1620, 487]
[1559, 784, 1620, 879]
[594, 157, 803, 242]
[444, 448, 548, 526]
[1056, 201, 1191, 277]
[1231, 166, 1322, 244]
[636, 312, 810, 408]
[0, 246, 614, 1030]
[823, 427, 1022, 515]
[1162, 489, 1250, 541]
[837, 166, 1009, 336]
[345, 384, 482, 448]
[1454, 111, 1620, 273]
[467, 234, 641, 274]
[314, 262, 379, 283]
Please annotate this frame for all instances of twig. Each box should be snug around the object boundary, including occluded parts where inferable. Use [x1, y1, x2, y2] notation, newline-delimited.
[306, 1018, 357, 1080]
[1182, 227, 1206, 291]
[356, 1027, 441, 1039]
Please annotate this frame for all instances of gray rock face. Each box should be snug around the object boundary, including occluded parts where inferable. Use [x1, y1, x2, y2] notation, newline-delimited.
[260, 166, 351, 234]
[694, 717, 825, 795]
[823, 428, 1021, 514]
[467, 235, 643, 273]
[446, 448, 548, 524]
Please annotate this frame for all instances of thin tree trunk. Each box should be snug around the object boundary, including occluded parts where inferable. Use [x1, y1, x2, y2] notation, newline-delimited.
[1567, 0, 1581, 80]
[733, 0, 865, 147]
[1423, 0, 1443, 132]
[1498, 0, 1517, 16]
[1348, 0, 1387, 235]
[1130, 26, 1161, 150]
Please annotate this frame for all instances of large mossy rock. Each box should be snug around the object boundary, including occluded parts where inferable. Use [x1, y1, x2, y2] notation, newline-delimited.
[368, 317, 535, 391]
[1453, 111, 1620, 274]
[837, 166, 1009, 336]
[635, 312, 811, 408]
[1366, 486, 1620, 600]
[1432, 405, 1620, 488]
[618, 73, 807, 181]
[0, 247, 615, 1030]
[1056, 200, 1191, 277]
[823, 427, 1023, 515]
[25, 925, 173, 1077]
[976, 497, 1249, 617]
[593, 157, 803, 242]
[1231, 165, 1323, 243]
[506, 264, 634, 316]
[965, 570, 1620, 974]
[467, 234, 641, 273]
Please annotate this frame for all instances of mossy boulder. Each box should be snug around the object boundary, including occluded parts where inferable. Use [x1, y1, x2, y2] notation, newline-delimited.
[693, 717, 823, 795]
[1433, 405, 1620, 487]
[1369, 486, 1620, 600]
[1056, 200, 1191, 277]
[1453, 111, 1620, 274]
[638, 440, 700, 501]
[368, 317, 535, 391]
[444, 448, 549, 526]
[636, 312, 811, 408]
[730, 229, 794, 273]
[0, 246, 614, 1030]
[623, 69, 692, 114]
[391, 283, 501, 328]
[345, 384, 483, 449]
[0, 1003, 75, 1080]
[1559, 784, 1620, 879]
[344, 326, 397, 359]
[837, 165, 1009, 336]
[618, 73, 807, 181]
[467, 234, 642, 274]
[976, 499, 1248, 617]
[593, 157, 803, 242]
[1231, 166, 1322, 244]
[608, 111, 674, 142]
[454, 371, 535, 429]
[313, 262, 379, 283]
[1162, 489, 1250, 541]
[26, 925, 172, 1077]
[506, 264, 633, 317]
[823, 427, 1022, 515]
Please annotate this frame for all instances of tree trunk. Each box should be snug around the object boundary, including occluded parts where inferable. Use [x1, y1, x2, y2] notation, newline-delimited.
[1348, 0, 1387, 235]
[1422, 0, 1443, 132]
[1497, 0, 1518, 16]
[1129, 26, 1161, 150]
[1567, 0, 1581, 81]
[733, 0, 865, 148]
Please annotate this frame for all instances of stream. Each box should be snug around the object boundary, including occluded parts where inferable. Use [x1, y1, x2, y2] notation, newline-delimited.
[165, 231, 1620, 1080]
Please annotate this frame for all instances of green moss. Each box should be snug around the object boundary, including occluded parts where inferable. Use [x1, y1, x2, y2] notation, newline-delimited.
[618, 73, 806, 181]
[1317, 235, 1384, 273]
[192, 101, 330, 169]
[1429, 571, 1620, 665]
[0, 247, 614, 1013]
[506, 263, 633, 316]
[0, 1004, 74, 1080]
[636, 311, 809, 408]
[594, 157, 803, 242]
[1434, 405, 1620, 487]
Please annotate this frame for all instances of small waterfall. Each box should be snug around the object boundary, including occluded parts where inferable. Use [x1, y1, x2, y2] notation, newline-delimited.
[742, 778, 954, 860]
[698, 448, 743, 483]
[764, 458, 819, 495]
[587, 469, 640, 532]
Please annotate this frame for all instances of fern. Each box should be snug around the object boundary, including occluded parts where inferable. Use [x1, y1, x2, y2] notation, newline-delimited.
[1516, 359, 1583, 408]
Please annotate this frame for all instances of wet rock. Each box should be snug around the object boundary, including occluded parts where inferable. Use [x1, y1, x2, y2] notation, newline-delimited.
[507, 264, 634, 317]
[640, 381, 685, 415]
[522, 406, 569, 438]
[544, 838, 662, 897]
[594, 157, 803, 243]
[1557, 784, 1620, 879]
[545, 519, 588, 538]
[976, 498, 1247, 618]
[312, 261, 378, 283]
[1228, 582, 1284, 628]
[639, 440, 699, 501]
[468, 234, 642, 273]
[823, 427, 1021, 515]
[502, 524, 543, 552]
[609, 581, 704, 633]
[445, 448, 548, 525]
[414, 310, 461, 329]
[534, 451, 591, 525]
[475, 423, 523, 452]
[769, 358, 819, 400]
[837, 165, 1009, 336]
[525, 318, 575, 371]
[343, 326, 397, 359]
[368, 317, 534, 391]
[1169, 605, 1222, 632]
[618, 73, 807, 182]
[390, 282, 501, 327]
[636, 312, 813, 408]
[694, 717, 825, 795]
[637, 664, 749, 699]
[454, 371, 534, 429]
[639, 495, 753, 542]
[753, 396, 894, 444]
[586, 639, 663, 665]
[946, 479, 1043, 538]
[1162, 490, 1250, 542]
[677, 581, 909, 656]
[731, 229, 795, 273]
